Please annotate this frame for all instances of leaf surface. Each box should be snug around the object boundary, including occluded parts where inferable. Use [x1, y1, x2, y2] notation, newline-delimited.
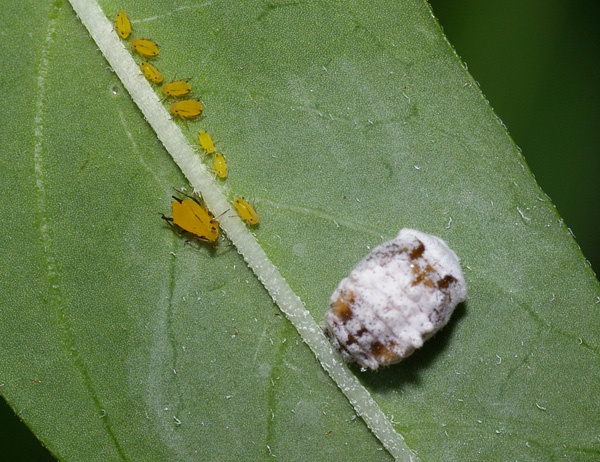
[0, 0, 598, 460]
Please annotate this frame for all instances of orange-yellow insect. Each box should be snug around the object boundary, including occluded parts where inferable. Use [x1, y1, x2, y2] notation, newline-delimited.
[161, 190, 219, 243]
[139, 62, 164, 84]
[161, 80, 192, 99]
[198, 130, 215, 154]
[170, 100, 203, 120]
[131, 38, 159, 58]
[213, 153, 227, 179]
[233, 198, 259, 226]
[115, 11, 132, 39]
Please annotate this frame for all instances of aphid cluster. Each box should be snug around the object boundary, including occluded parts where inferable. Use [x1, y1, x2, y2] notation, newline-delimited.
[115, 10, 260, 244]
[115, 11, 201, 122]
[324, 229, 467, 371]
[198, 130, 228, 180]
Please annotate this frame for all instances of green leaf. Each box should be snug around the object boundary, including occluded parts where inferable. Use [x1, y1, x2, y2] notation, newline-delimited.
[1, 0, 598, 461]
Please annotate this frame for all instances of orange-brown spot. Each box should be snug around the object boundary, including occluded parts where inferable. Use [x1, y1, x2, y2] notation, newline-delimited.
[370, 341, 387, 356]
[438, 274, 457, 290]
[331, 293, 355, 322]
[409, 241, 425, 260]
[411, 263, 436, 287]
[369, 341, 398, 365]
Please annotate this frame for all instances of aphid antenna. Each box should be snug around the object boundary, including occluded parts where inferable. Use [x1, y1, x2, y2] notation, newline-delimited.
[173, 75, 192, 83]
[174, 188, 203, 203]
[242, 196, 258, 207]
[213, 209, 229, 221]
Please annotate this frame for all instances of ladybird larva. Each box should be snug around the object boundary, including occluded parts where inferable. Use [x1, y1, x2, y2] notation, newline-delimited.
[324, 228, 467, 371]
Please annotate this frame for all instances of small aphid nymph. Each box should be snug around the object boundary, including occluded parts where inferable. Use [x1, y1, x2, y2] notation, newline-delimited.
[198, 130, 216, 154]
[170, 100, 203, 120]
[161, 190, 219, 243]
[161, 80, 192, 99]
[324, 228, 467, 371]
[233, 198, 259, 226]
[115, 11, 132, 39]
[139, 62, 164, 84]
[131, 38, 159, 58]
[213, 153, 227, 179]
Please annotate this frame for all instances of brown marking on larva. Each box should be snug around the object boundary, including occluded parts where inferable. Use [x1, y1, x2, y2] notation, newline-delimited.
[370, 340, 398, 364]
[346, 334, 357, 345]
[388, 242, 409, 258]
[411, 262, 438, 287]
[385, 341, 398, 360]
[355, 327, 368, 338]
[423, 265, 436, 288]
[330, 292, 355, 322]
[409, 240, 425, 260]
[397, 245, 410, 257]
[430, 305, 445, 324]
[370, 341, 387, 357]
[412, 271, 426, 285]
[367, 242, 409, 265]
[332, 301, 353, 322]
[438, 274, 457, 290]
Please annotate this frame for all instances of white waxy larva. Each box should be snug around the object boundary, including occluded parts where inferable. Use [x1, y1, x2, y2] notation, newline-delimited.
[324, 228, 467, 371]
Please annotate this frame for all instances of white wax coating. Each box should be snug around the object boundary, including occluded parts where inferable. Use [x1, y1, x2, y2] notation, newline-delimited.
[325, 229, 467, 370]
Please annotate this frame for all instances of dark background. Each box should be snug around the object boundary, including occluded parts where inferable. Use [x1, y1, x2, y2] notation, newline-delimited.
[430, 0, 600, 274]
[2, 1, 598, 460]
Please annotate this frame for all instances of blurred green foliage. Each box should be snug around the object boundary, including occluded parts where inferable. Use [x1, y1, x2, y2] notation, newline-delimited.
[429, 0, 600, 273]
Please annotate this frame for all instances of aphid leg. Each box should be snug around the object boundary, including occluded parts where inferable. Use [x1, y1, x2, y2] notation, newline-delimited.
[160, 213, 178, 232]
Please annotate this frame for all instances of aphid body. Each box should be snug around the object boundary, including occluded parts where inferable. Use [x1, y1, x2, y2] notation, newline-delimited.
[233, 198, 259, 225]
[115, 11, 132, 39]
[162, 191, 219, 243]
[324, 228, 467, 371]
[161, 80, 192, 99]
[213, 153, 227, 179]
[131, 38, 159, 58]
[198, 130, 216, 154]
[170, 100, 203, 120]
[139, 62, 164, 84]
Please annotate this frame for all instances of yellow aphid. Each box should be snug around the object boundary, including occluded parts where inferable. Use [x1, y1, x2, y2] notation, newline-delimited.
[115, 11, 132, 39]
[161, 80, 192, 99]
[198, 130, 216, 154]
[214, 153, 227, 179]
[131, 38, 159, 58]
[233, 198, 259, 226]
[139, 62, 164, 84]
[170, 100, 203, 120]
[161, 190, 219, 243]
